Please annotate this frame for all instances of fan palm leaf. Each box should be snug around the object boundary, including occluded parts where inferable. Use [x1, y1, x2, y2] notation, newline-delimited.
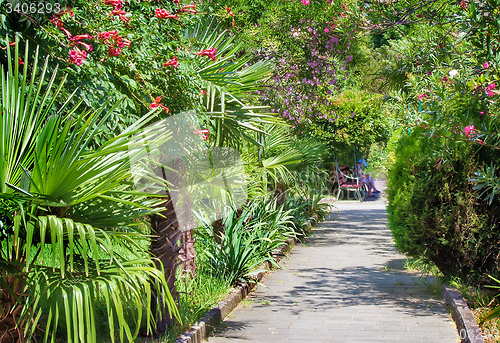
[1, 38, 179, 343]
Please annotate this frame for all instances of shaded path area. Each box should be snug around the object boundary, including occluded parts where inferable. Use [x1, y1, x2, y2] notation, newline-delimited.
[205, 194, 459, 342]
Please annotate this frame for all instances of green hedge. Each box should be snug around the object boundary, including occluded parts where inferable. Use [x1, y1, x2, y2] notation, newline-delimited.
[387, 128, 500, 284]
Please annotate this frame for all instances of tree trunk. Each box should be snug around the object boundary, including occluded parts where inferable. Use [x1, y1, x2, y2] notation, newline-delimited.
[149, 156, 198, 334]
[149, 194, 183, 333]
[274, 182, 288, 209]
[178, 230, 196, 276]
[211, 218, 224, 244]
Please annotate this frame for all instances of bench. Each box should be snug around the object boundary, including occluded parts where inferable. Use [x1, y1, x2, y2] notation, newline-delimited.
[332, 163, 364, 201]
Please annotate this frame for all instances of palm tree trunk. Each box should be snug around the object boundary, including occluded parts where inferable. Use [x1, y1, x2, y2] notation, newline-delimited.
[150, 194, 183, 333]
[274, 182, 288, 209]
[149, 156, 198, 333]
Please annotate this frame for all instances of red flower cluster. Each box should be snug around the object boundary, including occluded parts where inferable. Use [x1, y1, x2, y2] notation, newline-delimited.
[105, 0, 122, 9]
[97, 30, 131, 57]
[163, 56, 178, 68]
[70, 34, 93, 52]
[197, 47, 217, 61]
[50, 8, 93, 65]
[226, 6, 234, 27]
[69, 49, 87, 65]
[50, 7, 75, 38]
[194, 129, 210, 141]
[181, 4, 196, 14]
[97, 30, 117, 41]
[111, 9, 130, 22]
[155, 8, 178, 19]
[150, 97, 169, 113]
[486, 83, 497, 97]
[105, 0, 129, 22]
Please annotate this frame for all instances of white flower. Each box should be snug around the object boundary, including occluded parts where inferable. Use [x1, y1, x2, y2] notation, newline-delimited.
[449, 69, 459, 79]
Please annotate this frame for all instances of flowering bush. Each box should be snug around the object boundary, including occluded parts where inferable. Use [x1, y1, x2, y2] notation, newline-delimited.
[357, 0, 500, 283]
[0, 0, 228, 139]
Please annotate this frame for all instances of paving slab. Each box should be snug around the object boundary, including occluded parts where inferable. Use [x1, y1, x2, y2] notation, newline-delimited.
[205, 188, 460, 342]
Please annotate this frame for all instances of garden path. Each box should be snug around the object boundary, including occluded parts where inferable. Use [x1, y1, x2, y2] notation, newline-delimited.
[205, 184, 460, 342]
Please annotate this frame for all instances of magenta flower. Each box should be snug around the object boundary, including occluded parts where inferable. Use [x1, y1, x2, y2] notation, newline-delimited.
[197, 47, 217, 61]
[417, 93, 427, 101]
[301, 0, 310, 5]
[483, 62, 489, 69]
[325, 28, 330, 33]
[464, 125, 475, 137]
[163, 56, 179, 68]
[194, 129, 210, 141]
[68, 49, 87, 65]
[150, 97, 169, 113]
[486, 83, 496, 97]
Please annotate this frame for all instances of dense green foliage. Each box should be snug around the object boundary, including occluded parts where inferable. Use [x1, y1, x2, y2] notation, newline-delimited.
[387, 128, 500, 282]
[14, 0, 500, 338]
[358, 0, 500, 285]
[0, 42, 179, 343]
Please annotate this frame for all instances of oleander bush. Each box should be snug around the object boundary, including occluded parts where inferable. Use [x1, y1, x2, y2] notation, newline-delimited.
[387, 128, 500, 283]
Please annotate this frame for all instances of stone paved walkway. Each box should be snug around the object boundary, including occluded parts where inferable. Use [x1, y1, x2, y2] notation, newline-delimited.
[205, 191, 460, 342]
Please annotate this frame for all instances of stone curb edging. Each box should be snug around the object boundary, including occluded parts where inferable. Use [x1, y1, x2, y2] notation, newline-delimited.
[175, 232, 303, 343]
[441, 286, 485, 343]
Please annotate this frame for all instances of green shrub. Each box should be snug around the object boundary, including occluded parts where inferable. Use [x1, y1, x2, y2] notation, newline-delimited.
[387, 128, 500, 284]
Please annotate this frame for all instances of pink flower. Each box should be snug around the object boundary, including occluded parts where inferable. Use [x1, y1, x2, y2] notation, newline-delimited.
[115, 36, 131, 48]
[417, 93, 427, 101]
[155, 9, 178, 19]
[200, 89, 207, 95]
[150, 97, 169, 113]
[483, 62, 489, 69]
[163, 56, 179, 68]
[324, 28, 330, 33]
[464, 125, 475, 137]
[197, 47, 217, 61]
[68, 48, 87, 65]
[194, 129, 210, 141]
[70, 34, 92, 42]
[105, 0, 122, 9]
[486, 83, 496, 97]
[108, 47, 122, 57]
[60, 27, 73, 39]
[181, 4, 197, 14]
[441, 76, 448, 82]
[76, 41, 92, 52]
[301, 0, 310, 5]
[111, 9, 130, 22]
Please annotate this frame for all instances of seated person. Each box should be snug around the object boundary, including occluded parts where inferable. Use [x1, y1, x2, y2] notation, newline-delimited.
[337, 165, 351, 184]
[356, 158, 380, 197]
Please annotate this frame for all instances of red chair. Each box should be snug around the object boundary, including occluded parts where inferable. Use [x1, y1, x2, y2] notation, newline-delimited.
[334, 161, 363, 201]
